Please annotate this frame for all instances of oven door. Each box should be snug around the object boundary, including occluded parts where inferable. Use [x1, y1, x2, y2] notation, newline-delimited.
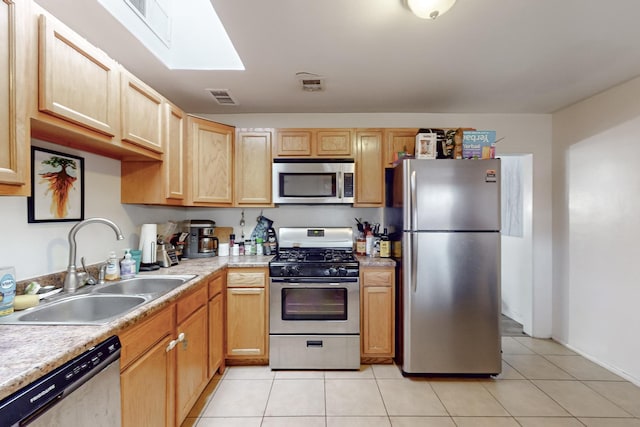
[270, 277, 360, 334]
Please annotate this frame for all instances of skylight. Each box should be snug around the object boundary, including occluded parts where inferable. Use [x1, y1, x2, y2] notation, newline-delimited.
[97, 0, 244, 70]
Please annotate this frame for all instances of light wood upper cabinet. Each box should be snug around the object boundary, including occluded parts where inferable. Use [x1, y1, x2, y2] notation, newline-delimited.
[120, 101, 185, 205]
[384, 128, 417, 167]
[361, 266, 395, 358]
[120, 68, 164, 153]
[37, 13, 119, 137]
[275, 129, 353, 158]
[164, 102, 186, 201]
[0, 0, 31, 196]
[186, 116, 234, 206]
[235, 128, 273, 206]
[355, 129, 384, 207]
[316, 129, 352, 156]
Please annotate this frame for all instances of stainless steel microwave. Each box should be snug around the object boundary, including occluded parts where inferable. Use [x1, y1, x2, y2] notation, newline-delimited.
[272, 159, 355, 204]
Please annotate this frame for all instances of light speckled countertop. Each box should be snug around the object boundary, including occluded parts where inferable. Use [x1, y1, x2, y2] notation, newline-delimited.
[0, 255, 272, 401]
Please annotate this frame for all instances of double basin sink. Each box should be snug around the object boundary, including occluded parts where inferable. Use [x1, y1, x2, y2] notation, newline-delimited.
[0, 275, 197, 325]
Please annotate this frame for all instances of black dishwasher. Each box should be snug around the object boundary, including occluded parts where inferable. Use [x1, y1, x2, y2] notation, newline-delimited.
[0, 335, 122, 426]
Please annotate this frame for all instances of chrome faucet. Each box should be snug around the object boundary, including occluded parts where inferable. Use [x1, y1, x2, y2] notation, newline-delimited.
[63, 218, 125, 293]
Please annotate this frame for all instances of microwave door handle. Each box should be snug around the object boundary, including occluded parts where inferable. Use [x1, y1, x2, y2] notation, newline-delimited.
[338, 172, 343, 200]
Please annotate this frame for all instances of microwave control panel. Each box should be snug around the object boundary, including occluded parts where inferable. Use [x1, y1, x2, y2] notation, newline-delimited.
[343, 173, 354, 198]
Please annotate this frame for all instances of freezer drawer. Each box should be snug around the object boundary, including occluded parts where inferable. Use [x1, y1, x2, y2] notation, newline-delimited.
[402, 231, 501, 375]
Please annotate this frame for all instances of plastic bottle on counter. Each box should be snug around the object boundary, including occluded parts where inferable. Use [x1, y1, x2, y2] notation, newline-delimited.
[229, 234, 235, 248]
[365, 229, 374, 256]
[238, 241, 245, 256]
[120, 249, 136, 279]
[256, 237, 264, 256]
[105, 251, 120, 281]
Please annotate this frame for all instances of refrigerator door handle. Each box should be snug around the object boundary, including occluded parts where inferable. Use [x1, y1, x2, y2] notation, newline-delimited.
[410, 170, 417, 231]
[410, 233, 418, 293]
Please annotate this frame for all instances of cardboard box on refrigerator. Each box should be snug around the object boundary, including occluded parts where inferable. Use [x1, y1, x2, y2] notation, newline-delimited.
[462, 130, 496, 159]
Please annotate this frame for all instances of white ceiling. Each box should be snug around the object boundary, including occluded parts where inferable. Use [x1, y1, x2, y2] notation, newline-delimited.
[34, 0, 640, 115]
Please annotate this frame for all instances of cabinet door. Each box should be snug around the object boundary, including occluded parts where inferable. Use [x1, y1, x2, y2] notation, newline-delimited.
[275, 129, 312, 156]
[208, 293, 224, 376]
[121, 336, 175, 427]
[38, 14, 119, 136]
[164, 102, 185, 200]
[316, 129, 352, 157]
[120, 69, 164, 153]
[361, 267, 395, 357]
[235, 129, 272, 206]
[0, 0, 30, 195]
[176, 305, 209, 425]
[187, 116, 234, 205]
[362, 286, 394, 355]
[226, 287, 266, 357]
[355, 130, 384, 206]
[384, 129, 417, 167]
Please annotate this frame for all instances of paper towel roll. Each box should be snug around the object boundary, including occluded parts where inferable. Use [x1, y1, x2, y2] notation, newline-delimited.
[139, 223, 157, 264]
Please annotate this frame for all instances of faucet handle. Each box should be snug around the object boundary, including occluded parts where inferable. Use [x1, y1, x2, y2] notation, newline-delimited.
[81, 256, 97, 285]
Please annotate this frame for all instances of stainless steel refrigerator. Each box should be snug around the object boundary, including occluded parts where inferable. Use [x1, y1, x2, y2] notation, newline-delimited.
[387, 159, 502, 375]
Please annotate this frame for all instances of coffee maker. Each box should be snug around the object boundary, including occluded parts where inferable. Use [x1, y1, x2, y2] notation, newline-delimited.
[181, 220, 218, 258]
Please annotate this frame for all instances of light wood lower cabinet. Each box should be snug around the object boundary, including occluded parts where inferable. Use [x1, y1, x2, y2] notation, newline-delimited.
[120, 304, 175, 427]
[226, 268, 268, 361]
[175, 286, 208, 425]
[361, 266, 395, 361]
[208, 271, 225, 376]
[120, 274, 221, 426]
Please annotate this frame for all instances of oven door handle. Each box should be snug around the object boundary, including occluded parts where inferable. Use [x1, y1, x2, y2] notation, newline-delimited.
[270, 277, 358, 284]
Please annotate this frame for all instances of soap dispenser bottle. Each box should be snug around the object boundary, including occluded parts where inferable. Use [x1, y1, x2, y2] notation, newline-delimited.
[105, 251, 120, 281]
[120, 249, 136, 279]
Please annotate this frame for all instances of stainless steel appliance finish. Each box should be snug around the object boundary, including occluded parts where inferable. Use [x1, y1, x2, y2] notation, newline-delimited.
[0, 336, 122, 426]
[269, 227, 360, 370]
[272, 159, 355, 204]
[388, 159, 502, 375]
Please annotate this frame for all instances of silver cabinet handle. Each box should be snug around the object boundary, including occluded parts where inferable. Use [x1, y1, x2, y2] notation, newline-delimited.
[166, 339, 176, 352]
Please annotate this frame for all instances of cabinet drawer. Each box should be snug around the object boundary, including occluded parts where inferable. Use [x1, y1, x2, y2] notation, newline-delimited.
[362, 269, 394, 287]
[227, 270, 266, 288]
[120, 306, 174, 369]
[177, 285, 207, 324]
[208, 272, 225, 299]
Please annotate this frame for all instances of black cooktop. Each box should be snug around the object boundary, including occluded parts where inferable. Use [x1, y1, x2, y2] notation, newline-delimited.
[272, 248, 357, 263]
[269, 248, 359, 277]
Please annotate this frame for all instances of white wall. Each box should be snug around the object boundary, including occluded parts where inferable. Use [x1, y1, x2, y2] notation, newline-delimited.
[553, 76, 640, 384]
[0, 139, 186, 282]
[205, 112, 553, 337]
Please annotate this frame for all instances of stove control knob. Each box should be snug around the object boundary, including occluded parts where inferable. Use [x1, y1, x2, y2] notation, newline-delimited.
[338, 267, 348, 276]
[279, 266, 289, 277]
[290, 265, 301, 276]
[327, 267, 338, 276]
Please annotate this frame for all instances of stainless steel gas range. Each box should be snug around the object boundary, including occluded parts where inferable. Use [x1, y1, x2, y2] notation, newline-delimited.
[269, 227, 360, 370]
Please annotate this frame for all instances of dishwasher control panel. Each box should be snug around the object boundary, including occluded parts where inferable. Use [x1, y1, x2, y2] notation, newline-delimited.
[0, 335, 121, 426]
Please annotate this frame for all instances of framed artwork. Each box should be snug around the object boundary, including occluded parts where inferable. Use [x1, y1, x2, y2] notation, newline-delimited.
[27, 147, 85, 223]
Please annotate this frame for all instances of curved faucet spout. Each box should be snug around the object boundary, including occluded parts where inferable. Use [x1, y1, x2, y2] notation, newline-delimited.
[64, 217, 125, 293]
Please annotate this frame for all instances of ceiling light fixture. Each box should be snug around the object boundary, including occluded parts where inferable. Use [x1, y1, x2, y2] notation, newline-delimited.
[407, 0, 456, 19]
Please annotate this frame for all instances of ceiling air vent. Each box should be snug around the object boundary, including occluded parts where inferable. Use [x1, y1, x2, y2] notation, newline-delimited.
[296, 72, 324, 92]
[207, 89, 238, 106]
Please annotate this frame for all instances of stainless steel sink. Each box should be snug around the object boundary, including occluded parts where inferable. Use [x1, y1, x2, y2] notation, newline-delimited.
[0, 274, 198, 325]
[3, 294, 149, 325]
[95, 275, 196, 296]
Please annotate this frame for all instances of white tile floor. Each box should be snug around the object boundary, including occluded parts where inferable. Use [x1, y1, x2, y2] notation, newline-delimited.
[182, 337, 640, 427]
